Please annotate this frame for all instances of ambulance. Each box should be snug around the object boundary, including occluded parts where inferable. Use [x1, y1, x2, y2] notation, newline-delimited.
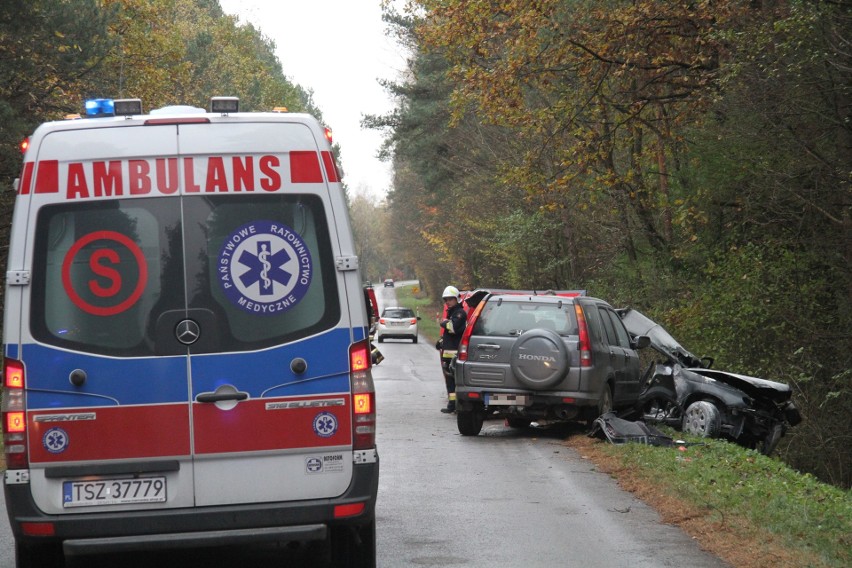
[2, 97, 378, 567]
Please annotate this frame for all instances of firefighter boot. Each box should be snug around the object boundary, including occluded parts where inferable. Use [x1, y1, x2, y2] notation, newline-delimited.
[440, 393, 456, 414]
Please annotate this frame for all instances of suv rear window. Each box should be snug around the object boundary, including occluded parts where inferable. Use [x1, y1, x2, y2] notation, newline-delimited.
[472, 300, 578, 337]
[31, 194, 339, 356]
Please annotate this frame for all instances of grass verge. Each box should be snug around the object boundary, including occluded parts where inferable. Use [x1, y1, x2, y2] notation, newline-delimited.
[567, 433, 851, 568]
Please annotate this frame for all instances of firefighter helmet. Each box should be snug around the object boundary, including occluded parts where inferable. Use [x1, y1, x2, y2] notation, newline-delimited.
[442, 285, 461, 300]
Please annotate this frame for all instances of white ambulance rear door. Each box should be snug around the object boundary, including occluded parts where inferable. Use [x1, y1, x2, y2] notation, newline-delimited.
[18, 121, 197, 514]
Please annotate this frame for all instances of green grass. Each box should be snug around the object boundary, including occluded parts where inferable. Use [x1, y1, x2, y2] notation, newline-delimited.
[595, 433, 851, 567]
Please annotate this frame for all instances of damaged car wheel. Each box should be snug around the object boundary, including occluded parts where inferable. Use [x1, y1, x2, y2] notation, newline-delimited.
[683, 400, 721, 438]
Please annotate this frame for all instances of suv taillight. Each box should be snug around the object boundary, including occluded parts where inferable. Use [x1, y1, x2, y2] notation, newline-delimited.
[574, 304, 593, 367]
[349, 340, 375, 450]
[458, 302, 486, 361]
[2, 357, 28, 469]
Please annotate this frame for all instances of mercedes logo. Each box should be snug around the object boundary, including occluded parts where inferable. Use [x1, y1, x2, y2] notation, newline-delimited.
[175, 319, 201, 345]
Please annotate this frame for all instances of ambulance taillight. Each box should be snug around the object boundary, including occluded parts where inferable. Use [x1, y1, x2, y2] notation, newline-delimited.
[20, 138, 28, 154]
[2, 358, 28, 469]
[349, 340, 376, 450]
[324, 127, 333, 144]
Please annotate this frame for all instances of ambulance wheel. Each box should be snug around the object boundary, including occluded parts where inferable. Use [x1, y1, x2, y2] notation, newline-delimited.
[330, 518, 376, 568]
[457, 409, 484, 436]
[15, 542, 63, 568]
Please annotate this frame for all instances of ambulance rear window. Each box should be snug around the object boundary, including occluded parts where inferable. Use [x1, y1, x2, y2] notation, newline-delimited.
[31, 195, 340, 356]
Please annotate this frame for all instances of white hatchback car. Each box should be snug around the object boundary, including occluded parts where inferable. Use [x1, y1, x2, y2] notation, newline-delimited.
[376, 307, 420, 343]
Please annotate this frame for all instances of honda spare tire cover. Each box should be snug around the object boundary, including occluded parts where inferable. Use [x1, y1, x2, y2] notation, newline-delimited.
[509, 328, 570, 389]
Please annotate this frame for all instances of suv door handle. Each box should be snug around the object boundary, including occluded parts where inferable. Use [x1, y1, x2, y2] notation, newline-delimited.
[477, 344, 501, 350]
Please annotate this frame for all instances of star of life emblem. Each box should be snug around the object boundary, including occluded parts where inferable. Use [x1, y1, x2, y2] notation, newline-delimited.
[313, 412, 338, 438]
[218, 220, 313, 315]
[43, 427, 69, 454]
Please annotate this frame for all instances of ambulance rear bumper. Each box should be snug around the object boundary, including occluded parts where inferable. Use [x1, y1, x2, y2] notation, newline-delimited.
[4, 461, 379, 556]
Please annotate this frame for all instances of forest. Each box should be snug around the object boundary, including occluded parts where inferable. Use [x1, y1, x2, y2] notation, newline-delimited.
[0, 1, 849, 488]
[361, 0, 851, 488]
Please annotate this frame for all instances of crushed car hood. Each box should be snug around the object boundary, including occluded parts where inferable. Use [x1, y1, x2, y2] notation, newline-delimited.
[688, 369, 793, 403]
[620, 308, 793, 403]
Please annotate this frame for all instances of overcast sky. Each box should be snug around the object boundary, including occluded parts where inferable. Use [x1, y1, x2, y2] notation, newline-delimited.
[217, 0, 406, 200]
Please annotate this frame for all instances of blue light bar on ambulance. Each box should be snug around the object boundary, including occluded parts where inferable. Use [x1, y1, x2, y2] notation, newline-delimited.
[85, 98, 114, 117]
[210, 97, 239, 114]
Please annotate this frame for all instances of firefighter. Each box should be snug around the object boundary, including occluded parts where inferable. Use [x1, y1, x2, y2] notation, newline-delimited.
[438, 285, 467, 413]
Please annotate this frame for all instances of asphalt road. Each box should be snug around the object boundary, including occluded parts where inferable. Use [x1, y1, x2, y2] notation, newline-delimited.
[0, 282, 729, 567]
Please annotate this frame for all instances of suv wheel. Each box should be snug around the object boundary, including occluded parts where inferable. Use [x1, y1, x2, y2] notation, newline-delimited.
[683, 400, 721, 437]
[508, 329, 569, 389]
[457, 409, 484, 436]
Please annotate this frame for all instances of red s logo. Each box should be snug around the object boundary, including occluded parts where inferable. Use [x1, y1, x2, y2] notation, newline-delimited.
[88, 248, 121, 297]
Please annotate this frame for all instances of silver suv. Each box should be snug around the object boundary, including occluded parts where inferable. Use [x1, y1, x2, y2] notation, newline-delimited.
[453, 293, 650, 435]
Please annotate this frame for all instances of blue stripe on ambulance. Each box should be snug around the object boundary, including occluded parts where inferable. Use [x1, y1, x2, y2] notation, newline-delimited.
[21, 328, 352, 409]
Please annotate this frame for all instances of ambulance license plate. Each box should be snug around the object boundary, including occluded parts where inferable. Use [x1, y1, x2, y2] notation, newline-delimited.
[63, 477, 167, 508]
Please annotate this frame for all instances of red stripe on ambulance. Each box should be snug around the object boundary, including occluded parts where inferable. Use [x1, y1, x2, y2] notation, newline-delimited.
[192, 396, 352, 455]
[23, 153, 334, 199]
[33, 159, 59, 194]
[18, 162, 34, 195]
[27, 404, 190, 464]
[321, 151, 339, 183]
[289, 151, 323, 183]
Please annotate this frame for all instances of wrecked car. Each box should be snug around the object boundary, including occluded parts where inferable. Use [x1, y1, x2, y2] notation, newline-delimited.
[619, 309, 801, 455]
